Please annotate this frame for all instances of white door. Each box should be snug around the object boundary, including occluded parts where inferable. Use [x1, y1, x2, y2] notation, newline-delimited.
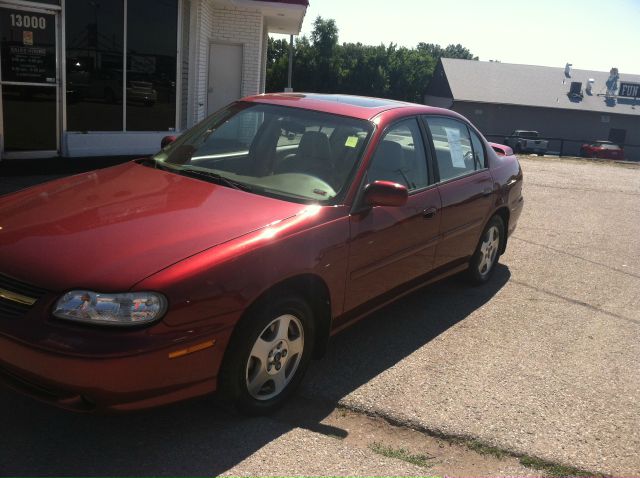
[207, 43, 243, 116]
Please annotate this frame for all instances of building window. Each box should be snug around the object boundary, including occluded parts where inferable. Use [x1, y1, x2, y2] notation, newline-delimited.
[126, 0, 177, 131]
[65, 0, 177, 132]
[66, 0, 124, 131]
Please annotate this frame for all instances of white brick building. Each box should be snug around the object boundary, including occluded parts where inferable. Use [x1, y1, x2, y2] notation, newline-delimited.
[0, 0, 308, 159]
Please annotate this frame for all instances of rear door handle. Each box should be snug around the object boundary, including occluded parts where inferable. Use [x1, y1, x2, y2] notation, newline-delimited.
[482, 187, 494, 196]
[422, 207, 437, 219]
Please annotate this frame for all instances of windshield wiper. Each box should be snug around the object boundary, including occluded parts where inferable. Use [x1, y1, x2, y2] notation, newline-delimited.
[179, 168, 253, 192]
[137, 157, 172, 171]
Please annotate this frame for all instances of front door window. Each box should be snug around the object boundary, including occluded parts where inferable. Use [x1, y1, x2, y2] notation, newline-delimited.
[366, 118, 430, 190]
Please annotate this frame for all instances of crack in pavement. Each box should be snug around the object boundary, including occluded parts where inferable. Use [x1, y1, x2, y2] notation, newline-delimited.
[511, 235, 640, 280]
[524, 181, 640, 197]
[510, 279, 640, 326]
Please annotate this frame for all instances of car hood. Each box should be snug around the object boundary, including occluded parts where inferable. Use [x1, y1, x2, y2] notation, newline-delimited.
[0, 162, 307, 292]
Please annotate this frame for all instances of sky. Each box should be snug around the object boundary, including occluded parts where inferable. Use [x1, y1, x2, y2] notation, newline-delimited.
[272, 0, 640, 74]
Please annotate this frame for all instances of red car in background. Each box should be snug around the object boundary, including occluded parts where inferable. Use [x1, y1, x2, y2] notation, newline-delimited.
[579, 141, 625, 160]
[0, 94, 523, 414]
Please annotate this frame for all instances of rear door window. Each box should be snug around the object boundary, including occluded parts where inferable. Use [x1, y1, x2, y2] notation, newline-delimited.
[423, 116, 482, 181]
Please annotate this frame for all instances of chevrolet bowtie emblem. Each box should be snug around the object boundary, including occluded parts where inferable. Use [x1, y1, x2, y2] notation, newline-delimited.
[0, 288, 36, 306]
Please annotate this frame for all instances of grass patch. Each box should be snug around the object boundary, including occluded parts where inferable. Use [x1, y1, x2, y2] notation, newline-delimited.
[458, 438, 508, 459]
[442, 435, 597, 476]
[369, 442, 434, 468]
[519, 455, 598, 477]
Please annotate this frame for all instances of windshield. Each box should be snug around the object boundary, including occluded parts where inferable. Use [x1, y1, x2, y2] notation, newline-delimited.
[153, 102, 374, 204]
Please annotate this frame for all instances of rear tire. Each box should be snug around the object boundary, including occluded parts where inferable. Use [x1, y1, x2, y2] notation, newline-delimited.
[219, 294, 315, 416]
[467, 215, 505, 285]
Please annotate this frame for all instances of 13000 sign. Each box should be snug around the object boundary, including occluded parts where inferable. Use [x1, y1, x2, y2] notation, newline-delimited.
[10, 14, 47, 30]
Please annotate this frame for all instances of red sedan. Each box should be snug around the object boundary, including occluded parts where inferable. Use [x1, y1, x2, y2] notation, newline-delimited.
[579, 141, 625, 160]
[0, 94, 523, 414]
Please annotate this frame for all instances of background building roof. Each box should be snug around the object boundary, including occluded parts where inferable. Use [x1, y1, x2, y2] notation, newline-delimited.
[437, 58, 640, 116]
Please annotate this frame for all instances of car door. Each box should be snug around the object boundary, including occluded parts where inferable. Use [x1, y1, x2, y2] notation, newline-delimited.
[422, 115, 494, 270]
[344, 118, 442, 312]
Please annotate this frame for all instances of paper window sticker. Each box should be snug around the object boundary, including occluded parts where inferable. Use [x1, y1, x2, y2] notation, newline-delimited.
[345, 136, 359, 148]
[444, 127, 466, 168]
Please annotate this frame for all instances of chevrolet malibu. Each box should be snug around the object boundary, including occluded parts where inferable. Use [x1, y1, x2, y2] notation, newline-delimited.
[0, 94, 523, 414]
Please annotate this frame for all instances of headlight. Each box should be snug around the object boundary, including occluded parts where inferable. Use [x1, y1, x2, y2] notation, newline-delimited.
[53, 291, 167, 327]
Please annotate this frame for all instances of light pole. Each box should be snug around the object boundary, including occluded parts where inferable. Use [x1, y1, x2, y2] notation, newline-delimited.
[285, 34, 293, 92]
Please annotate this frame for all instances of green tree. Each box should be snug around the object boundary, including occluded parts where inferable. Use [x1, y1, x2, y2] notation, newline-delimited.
[310, 16, 340, 92]
[266, 37, 290, 92]
[417, 42, 478, 61]
[266, 16, 477, 102]
[337, 43, 389, 97]
[267, 37, 289, 65]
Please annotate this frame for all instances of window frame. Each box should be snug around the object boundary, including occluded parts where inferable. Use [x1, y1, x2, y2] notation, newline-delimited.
[64, 0, 181, 133]
[468, 125, 488, 170]
[420, 114, 489, 185]
[368, 116, 435, 193]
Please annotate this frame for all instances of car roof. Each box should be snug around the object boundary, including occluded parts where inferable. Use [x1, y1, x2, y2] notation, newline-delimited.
[241, 93, 459, 121]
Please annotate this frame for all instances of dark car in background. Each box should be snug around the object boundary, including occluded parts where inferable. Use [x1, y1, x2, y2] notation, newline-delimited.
[0, 94, 523, 415]
[580, 141, 624, 160]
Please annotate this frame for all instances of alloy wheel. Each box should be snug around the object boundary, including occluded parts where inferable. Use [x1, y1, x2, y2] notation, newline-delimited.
[245, 314, 304, 401]
[478, 225, 500, 277]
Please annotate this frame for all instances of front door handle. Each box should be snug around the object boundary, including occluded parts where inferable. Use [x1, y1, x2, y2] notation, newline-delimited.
[422, 207, 437, 219]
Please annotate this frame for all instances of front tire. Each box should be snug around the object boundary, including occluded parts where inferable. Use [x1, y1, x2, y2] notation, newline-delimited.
[467, 215, 505, 285]
[219, 294, 315, 415]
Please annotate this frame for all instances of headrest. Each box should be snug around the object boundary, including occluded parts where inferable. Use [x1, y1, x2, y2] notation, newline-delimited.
[298, 131, 331, 161]
[373, 140, 403, 170]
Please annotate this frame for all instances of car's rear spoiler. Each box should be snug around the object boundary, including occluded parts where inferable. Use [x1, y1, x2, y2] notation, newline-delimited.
[489, 142, 514, 157]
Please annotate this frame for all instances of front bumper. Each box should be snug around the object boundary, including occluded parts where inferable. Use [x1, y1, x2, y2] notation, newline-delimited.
[0, 328, 232, 412]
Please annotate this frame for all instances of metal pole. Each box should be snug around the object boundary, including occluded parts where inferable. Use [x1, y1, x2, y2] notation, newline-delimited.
[286, 34, 293, 92]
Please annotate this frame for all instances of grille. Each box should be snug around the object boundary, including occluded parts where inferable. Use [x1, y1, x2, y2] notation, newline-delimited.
[0, 273, 48, 319]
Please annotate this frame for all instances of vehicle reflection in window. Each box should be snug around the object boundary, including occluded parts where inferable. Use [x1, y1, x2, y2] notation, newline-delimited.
[65, 0, 124, 131]
[126, 0, 177, 131]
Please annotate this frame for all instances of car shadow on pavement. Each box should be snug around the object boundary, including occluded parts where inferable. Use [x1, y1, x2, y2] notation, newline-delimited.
[0, 266, 510, 476]
[302, 264, 512, 403]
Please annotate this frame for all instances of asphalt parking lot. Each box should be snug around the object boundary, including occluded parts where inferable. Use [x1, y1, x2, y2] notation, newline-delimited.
[0, 157, 638, 476]
[303, 157, 640, 474]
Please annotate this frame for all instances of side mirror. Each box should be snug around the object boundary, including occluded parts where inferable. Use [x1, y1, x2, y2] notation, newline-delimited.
[363, 180, 408, 208]
[161, 135, 177, 149]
